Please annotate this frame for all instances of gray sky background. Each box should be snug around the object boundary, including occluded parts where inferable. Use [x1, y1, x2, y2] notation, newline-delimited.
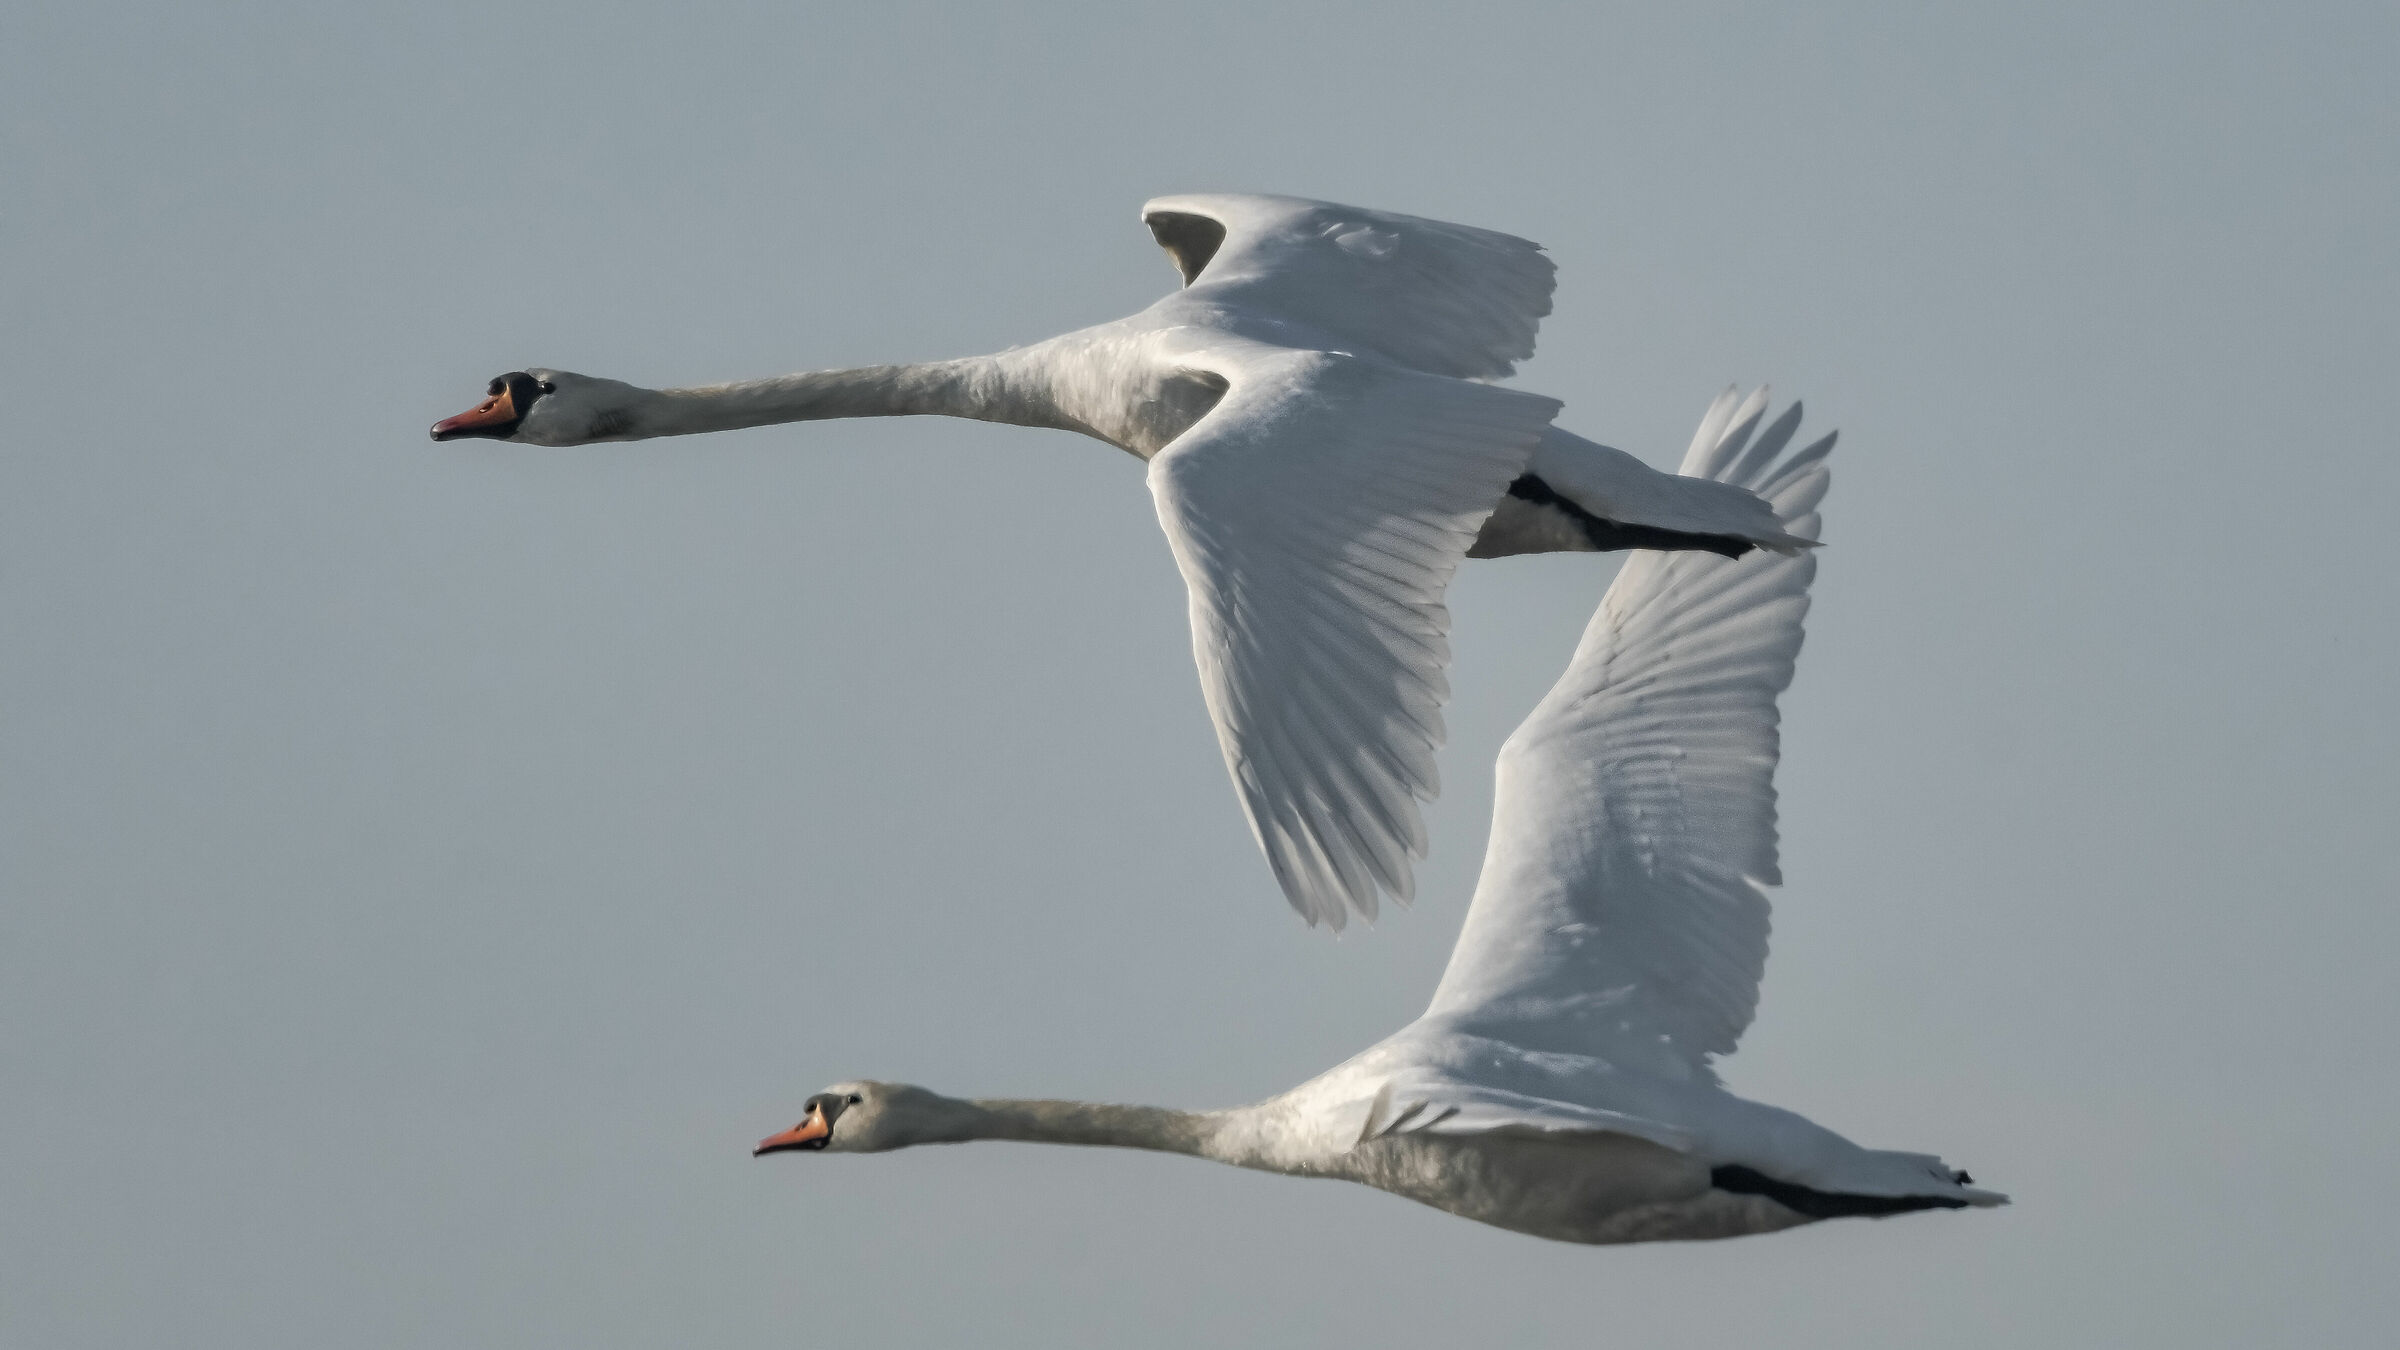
[6, 2, 2395, 1346]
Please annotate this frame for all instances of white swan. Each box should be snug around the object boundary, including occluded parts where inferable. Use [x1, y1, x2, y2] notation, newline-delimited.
[751, 394, 2006, 1245]
[433, 193, 1814, 930]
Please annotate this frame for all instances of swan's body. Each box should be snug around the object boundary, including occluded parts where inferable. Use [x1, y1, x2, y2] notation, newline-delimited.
[435, 193, 1811, 929]
[755, 394, 2006, 1244]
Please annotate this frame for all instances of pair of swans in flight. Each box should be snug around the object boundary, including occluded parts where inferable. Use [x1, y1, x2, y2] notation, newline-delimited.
[436, 193, 2001, 1243]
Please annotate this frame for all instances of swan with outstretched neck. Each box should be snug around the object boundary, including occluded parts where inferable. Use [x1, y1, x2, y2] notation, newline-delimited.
[751, 392, 2005, 1245]
[432, 193, 1817, 931]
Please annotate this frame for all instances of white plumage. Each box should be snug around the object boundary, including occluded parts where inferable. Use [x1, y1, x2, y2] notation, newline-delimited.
[1429, 387, 1829, 1061]
[436, 192, 1812, 929]
[1151, 350, 1559, 925]
[759, 396, 2006, 1244]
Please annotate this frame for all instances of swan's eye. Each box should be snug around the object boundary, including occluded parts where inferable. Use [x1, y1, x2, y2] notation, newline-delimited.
[537, 380, 556, 395]
[846, 1094, 863, 1105]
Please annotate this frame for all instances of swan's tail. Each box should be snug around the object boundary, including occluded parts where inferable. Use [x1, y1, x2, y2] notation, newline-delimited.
[1472, 387, 1828, 559]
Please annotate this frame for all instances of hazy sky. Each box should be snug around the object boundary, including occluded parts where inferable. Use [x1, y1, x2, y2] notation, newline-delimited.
[5, 2, 2395, 1346]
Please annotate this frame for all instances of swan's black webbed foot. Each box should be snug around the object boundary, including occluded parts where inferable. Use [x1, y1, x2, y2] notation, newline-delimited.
[1503, 475, 1755, 559]
[1709, 1165, 1971, 1218]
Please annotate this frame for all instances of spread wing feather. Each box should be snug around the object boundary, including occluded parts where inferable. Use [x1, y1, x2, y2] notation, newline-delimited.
[1425, 389, 1833, 1061]
[1150, 348, 1562, 927]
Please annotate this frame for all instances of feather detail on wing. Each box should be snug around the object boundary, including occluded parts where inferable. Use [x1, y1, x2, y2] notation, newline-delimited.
[1149, 348, 1562, 928]
[1425, 388, 1834, 1063]
[1141, 193, 1556, 380]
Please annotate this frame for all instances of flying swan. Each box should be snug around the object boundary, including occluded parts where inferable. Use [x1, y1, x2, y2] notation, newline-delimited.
[750, 395, 2005, 1244]
[433, 193, 1815, 930]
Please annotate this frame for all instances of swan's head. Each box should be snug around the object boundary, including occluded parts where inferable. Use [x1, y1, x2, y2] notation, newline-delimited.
[753, 1081, 966, 1156]
[429, 369, 646, 446]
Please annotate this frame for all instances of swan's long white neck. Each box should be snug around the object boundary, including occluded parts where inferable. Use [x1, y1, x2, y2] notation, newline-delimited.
[950, 1097, 1222, 1158]
[628, 353, 1086, 440]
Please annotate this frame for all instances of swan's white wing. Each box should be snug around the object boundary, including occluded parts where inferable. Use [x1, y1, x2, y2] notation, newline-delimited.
[1151, 348, 1561, 928]
[1141, 193, 1555, 380]
[1425, 389, 1834, 1062]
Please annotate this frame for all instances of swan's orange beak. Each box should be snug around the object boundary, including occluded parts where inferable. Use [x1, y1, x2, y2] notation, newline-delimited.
[430, 384, 518, 441]
[754, 1104, 831, 1156]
